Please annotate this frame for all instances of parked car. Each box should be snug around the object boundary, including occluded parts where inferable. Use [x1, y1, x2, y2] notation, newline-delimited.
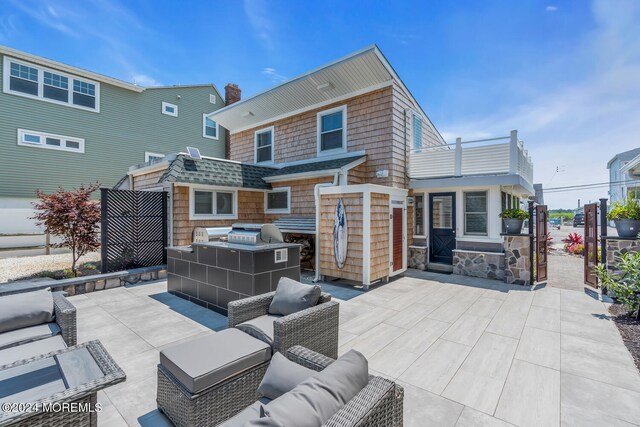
[573, 213, 585, 227]
[549, 217, 561, 229]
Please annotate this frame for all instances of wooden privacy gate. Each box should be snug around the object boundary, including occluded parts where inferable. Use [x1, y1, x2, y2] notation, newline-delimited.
[100, 189, 168, 273]
[584, 203, 598, 286]
[535, 204, 548, 282]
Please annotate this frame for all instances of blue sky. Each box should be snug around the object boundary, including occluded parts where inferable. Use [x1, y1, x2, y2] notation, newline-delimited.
[1, 0, 639, 208]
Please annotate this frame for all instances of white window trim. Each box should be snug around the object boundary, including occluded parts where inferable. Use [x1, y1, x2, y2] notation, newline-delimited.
[463, 190, 489, 237]
[414, 192, 426, 238]
[189, 186, 238, 220]
[254, 126, 275, 164]
[317, 105, 347, 156]
[209, 94, 216, 104]
[202, 114, 219, 140]
[17, 128, 85, 154]
[162, 101, 178, 117]
[3, 56, 100, 113]
[145, 152, 165, 163]
[412, 113, 423, 152]
[264, 187, 291, 214]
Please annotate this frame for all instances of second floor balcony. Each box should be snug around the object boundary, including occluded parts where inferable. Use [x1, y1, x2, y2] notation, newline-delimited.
[409, 130, 534, 186]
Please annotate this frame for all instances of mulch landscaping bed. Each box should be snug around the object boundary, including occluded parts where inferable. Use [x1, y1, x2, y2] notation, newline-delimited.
[609, 303, 640, 371]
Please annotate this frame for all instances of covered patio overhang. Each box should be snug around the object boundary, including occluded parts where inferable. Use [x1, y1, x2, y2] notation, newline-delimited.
[410, 174, 534, 196]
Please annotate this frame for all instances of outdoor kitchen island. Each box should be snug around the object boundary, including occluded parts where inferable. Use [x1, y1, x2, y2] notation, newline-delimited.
[167, 240, 301, 315]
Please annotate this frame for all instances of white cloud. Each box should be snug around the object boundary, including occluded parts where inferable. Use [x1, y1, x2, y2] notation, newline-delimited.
[438, 0, 640, 208]
[243, 0, 275, 50]
[546, 5, 558, 12]
[130, 73, 162, 87]
[261, 67, 287, 83]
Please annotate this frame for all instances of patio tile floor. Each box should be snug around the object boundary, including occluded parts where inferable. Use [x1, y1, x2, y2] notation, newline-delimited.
[66, 270, 640, 426]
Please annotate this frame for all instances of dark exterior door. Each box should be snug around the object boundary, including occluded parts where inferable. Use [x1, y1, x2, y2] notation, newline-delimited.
[535, 205, 548, 281]
[429, 193, 456, 264]
[392, 208, 403, 272]
[584, 203, 598, 286]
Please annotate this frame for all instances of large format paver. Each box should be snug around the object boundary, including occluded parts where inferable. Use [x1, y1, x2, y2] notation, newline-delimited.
[66, 268, 640, 426]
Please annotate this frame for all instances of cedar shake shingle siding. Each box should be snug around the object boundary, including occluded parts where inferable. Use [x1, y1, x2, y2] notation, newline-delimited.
[229, 84, 441, 189]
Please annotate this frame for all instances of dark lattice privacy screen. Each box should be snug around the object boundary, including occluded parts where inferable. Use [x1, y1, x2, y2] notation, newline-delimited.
[101, 188, 168, 273]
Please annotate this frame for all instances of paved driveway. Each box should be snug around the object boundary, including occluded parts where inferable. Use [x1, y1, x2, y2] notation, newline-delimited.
[67, 270, 640, 427]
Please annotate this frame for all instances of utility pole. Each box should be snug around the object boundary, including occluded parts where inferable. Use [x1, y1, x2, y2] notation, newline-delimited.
[578, 199, 581, 209]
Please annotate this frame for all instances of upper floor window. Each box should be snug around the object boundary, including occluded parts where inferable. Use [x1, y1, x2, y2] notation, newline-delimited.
[162, 102, 178, 117]
[3, 57, 100, 112]
[255, 126, 274, 163]
[203, 114, 218, 139]
[145, 152, 165, 164]
[317, 105, 346, 155]
[412, 114, 423, 150]
[17, 129, 84, 153]
[209, 94, 216, 104]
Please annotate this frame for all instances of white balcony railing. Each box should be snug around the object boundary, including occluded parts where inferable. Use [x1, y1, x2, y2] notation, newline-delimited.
[410, 130, 533, 184]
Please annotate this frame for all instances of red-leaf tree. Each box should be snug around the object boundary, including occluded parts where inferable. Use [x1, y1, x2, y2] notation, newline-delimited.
[31, 183, 101, 277]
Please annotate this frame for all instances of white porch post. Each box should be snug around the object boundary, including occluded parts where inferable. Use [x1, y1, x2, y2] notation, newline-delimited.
[509, 129, 518, 174]
[454, 137, 462, 177]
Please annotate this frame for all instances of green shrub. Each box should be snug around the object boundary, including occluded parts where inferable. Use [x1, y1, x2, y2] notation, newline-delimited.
[499, 208, 529, 220]
[595, 252, 640, 318]
[607, 198, 640, 221]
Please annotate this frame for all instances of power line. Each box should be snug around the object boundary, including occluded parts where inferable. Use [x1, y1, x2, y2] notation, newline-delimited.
[543, 179, 628, 191]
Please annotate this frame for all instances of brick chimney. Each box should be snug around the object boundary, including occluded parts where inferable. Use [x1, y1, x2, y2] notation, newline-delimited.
[223, 83, 241, 159]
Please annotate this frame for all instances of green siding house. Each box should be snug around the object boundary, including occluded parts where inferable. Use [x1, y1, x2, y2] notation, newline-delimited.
[0, 45, 228, 234]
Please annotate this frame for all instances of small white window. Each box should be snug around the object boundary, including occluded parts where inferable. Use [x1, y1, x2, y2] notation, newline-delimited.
[464, 191, 488, 236]
[145, 152, 165, 164]
[162, 102, 178, 117]
[209, 94, 216, 104]
[191, 188, 237, 219]
[203, 114, 218, 139]
[274, 248, 288, 263]
[255, 126, 274, 163]
[265, 187, 290, 214]
[317, 105, 346, 155]
[412, 114, 423, 151]
[17, 129, 84, 153]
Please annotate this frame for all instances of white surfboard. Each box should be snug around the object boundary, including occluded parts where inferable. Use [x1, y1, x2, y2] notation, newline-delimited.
[333, 198, 348, 269]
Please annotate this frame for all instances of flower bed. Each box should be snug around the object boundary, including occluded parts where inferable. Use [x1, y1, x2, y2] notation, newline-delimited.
[609, 303, 640, 371]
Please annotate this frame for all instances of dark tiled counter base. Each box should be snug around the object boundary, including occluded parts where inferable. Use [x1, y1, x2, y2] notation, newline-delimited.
[167, 243, 300, 315]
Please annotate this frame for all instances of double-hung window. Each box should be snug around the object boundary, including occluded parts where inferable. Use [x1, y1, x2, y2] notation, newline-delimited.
[203, 114, 218, 139]
[464, 191, 488, 236]
[191, 189, 236, 219]
[255, 127, 274, 163]
[317, 105, 346, 155]
[265, 187, 290, 214]
[4, 57, 100, 111]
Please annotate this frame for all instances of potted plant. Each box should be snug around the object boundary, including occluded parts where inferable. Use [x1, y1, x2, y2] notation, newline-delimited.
[500, 208, 529, 234]
[607, 198, 640, 238]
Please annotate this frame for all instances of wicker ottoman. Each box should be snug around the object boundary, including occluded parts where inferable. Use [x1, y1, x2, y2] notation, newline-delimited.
[157, 329, 271, 427]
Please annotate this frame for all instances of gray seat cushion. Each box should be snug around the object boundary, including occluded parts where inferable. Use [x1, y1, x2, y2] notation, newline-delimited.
[0, 323, 61, 351]
[0, 289, 55, 334]
[257, 352, 314, 400]
[268, 278, 321, 316]
[263, 350, 369, 427]
[160, 329, 271, 394]
[0, 335, 67, 366]
[236, 314, 280, 346]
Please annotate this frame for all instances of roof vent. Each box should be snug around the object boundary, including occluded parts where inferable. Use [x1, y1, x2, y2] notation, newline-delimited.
[187, 146, 201, 159]
[242, 111, 255, 118]
[317, 82, 333, 91]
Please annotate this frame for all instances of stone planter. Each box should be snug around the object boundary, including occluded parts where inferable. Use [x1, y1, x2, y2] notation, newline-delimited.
[503, 218, 524, 234]
[614, 219, 640, 238]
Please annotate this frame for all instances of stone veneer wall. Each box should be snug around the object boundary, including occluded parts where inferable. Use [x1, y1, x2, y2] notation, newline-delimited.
[409, 246, 427, 270]
[503, 236, 531, 285]
[606, 238, 640, 275]
[452, 250, 505, 280]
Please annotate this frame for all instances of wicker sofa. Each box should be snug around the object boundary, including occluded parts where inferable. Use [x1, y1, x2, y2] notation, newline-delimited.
[228, 290, 339, 358]
[0, 291, 77, 366]
[218, 345, 404, 427]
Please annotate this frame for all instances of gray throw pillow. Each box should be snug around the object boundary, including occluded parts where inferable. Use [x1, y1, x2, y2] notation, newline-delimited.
[268, 277, 321, 316]
[257, 352, 314, 400]
[0, 289, 55, 334]
[263, 350, 369, 427]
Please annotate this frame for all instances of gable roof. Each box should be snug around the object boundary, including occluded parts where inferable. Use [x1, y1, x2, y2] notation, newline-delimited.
[159, 155, 275, 189]
[207, 45, 445, 144]
[607, 147, 640, 168]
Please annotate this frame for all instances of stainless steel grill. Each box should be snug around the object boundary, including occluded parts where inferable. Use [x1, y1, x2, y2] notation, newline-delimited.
[227, 223, 284, 245]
